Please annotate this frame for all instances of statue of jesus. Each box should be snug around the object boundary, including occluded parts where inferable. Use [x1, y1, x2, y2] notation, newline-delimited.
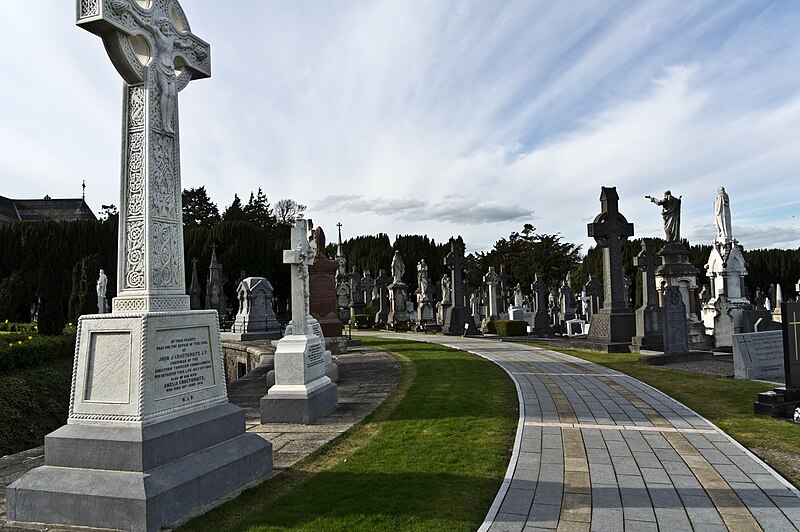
[645, 190, 682, 242]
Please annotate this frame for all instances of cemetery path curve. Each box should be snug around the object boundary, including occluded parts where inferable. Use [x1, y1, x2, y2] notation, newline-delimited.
[361, 333, 800, 532]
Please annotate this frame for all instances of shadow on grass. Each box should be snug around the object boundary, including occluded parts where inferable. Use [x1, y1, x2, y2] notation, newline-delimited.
[189, 470, 501, 532]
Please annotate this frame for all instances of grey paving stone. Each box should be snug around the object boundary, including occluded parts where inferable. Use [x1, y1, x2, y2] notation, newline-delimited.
[647, 484, 683, 508]
[653, 447, 683, 462]
[662, 460, 693, 476]
[527, 503, 560, 529]
[605, 441, 633, 458]
[541, 447, 564, 465]
[640, 467, 670, 485]
[631, 452, 661, 469]
[589, 508, 624, 532]
[501, 487, 536, 516]
[679, 495, 726, 526]
[610, 456, 640, 476]
[591, 483, 622, 508]
[654, 507, 693, 531]
[490, 512, 527, 531]
[542, 434, 563, 450]
[697, 447, 733, 466]
[713, 463, 751, 484]
[585, 448, 612, 466]
[623, 518, 658, 530]
[532, 478, 563, 506]
[589, 464, 616, 485]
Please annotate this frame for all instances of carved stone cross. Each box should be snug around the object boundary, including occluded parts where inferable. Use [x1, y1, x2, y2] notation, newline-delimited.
[284, 219, 312, 335]
[444, 239, 466, 308]
[635, 238, 662, 307]
[587, 187, 634, 311]
[78, 0, 210, 313]
[483, 267, 500, 318]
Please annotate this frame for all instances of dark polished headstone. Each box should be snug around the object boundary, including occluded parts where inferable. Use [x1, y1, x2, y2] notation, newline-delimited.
[586, 187, 635, 349]
[662, 287, 689, 355]
[632, 238, 663, 352]
[754, 302, 800, 417]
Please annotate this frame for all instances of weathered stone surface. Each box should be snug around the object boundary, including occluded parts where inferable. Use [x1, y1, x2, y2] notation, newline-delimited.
[733, 330, 783, 381]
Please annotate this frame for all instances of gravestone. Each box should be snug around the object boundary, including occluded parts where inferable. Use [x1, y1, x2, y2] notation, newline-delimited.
[586, 187, 636, 350]
[361, 270, 376, 310]
[509, 283, 525, 321]
[348, 267, 365, 318]
[656, 239, 711, 349]
[733, 331, 783, 381]
[223, 277, 281, 340]
[754, 303, 800, 416]
[531, 273, 552, 336]
[701, 188, 751, 346]
[261, 219, 337, 423]
[189, 257, 202, 310]
[308, 226, 343, 341]
[374, 269, 390, 327]
[483, 267, 500, 319]
[206, 243, 227, 327]
[557, 274, 576, 330]
[662, 286, 689, 355]
[782, 302, 800, 388]
[437, 274, 452, 325]
[443, 238, 479, 335]
[584, 274, 603, 315]
[6, 4, 272, 530]
[498, 264, 510, 318]
[416, 260, 435, 327]
[387, 251, 410, 327]
[631, 238, 664, 352]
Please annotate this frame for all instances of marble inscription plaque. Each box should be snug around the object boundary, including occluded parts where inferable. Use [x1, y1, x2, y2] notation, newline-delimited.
[84, 331, 132, 403]
[732, 330, 783, 381]
[153, 325, 215, 400]
[307, 342, 324, 369]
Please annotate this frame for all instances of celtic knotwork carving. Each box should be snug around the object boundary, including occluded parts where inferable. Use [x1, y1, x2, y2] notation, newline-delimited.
[151, 222, 182, 289]
[125, 220, 145, 289]
[128, 131, 145, 216]
[128, 85, 145, 128]
[151, 133, 176, 219]
[112, 298, 146, 312]
[80, 0, 99, 18]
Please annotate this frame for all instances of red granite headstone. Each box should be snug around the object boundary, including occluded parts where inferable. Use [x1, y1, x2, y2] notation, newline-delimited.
[309, 256, 343, 338]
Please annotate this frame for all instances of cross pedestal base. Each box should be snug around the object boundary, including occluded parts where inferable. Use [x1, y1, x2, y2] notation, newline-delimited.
[6, 403, 272, 531]
[587, 309, 635, 350]
[260, 334, 338, 424]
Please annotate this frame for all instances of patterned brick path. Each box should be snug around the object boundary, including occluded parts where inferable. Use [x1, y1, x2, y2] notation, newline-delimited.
[364, 333, 800, 532]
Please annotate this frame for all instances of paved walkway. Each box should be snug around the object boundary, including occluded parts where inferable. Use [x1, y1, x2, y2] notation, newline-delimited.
[363, 332, 800, 532]
[0, 346, 401, 531]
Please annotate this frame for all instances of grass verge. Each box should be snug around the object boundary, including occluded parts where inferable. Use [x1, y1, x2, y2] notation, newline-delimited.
[0, 356, 73, 456]
[534, 344, 800, 487]
[180, 337, 518, 532]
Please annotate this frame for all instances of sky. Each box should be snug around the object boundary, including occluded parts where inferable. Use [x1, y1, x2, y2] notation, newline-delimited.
[1, 0, 799, 254]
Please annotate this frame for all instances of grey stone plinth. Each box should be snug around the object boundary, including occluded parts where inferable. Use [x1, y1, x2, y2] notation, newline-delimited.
[587, 309, 635, 347]
[631, 306, 663, 352]
[260, 381, 338, 424]
[6, 404, 272, 532]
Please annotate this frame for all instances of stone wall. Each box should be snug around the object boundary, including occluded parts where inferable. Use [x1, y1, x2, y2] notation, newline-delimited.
[220, 340, 275, 384]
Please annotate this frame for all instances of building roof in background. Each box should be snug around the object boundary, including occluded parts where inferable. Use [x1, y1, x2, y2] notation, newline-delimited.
[0, 195, 96, 223]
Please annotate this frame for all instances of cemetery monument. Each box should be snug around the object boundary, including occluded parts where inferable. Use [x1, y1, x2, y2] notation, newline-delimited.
[631, 238, 663, 351]
[6, 3, 273, 529]
[586, 187, 636, 351]
[261, 218, 338, 423]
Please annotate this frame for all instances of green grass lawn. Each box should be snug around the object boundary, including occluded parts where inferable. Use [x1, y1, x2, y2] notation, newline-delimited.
[534, 344, 800, 487]
[179, 337, 518, 532]
[0, 356, 73, 456]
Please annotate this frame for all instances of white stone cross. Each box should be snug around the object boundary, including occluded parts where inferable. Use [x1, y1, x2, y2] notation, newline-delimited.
[77, 0, 210, 313]
[284, 218, 313, 335]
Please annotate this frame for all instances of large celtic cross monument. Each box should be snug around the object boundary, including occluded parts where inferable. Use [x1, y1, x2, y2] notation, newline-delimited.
[6, 3, 272, 530]
[79, 0, 210, 312]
